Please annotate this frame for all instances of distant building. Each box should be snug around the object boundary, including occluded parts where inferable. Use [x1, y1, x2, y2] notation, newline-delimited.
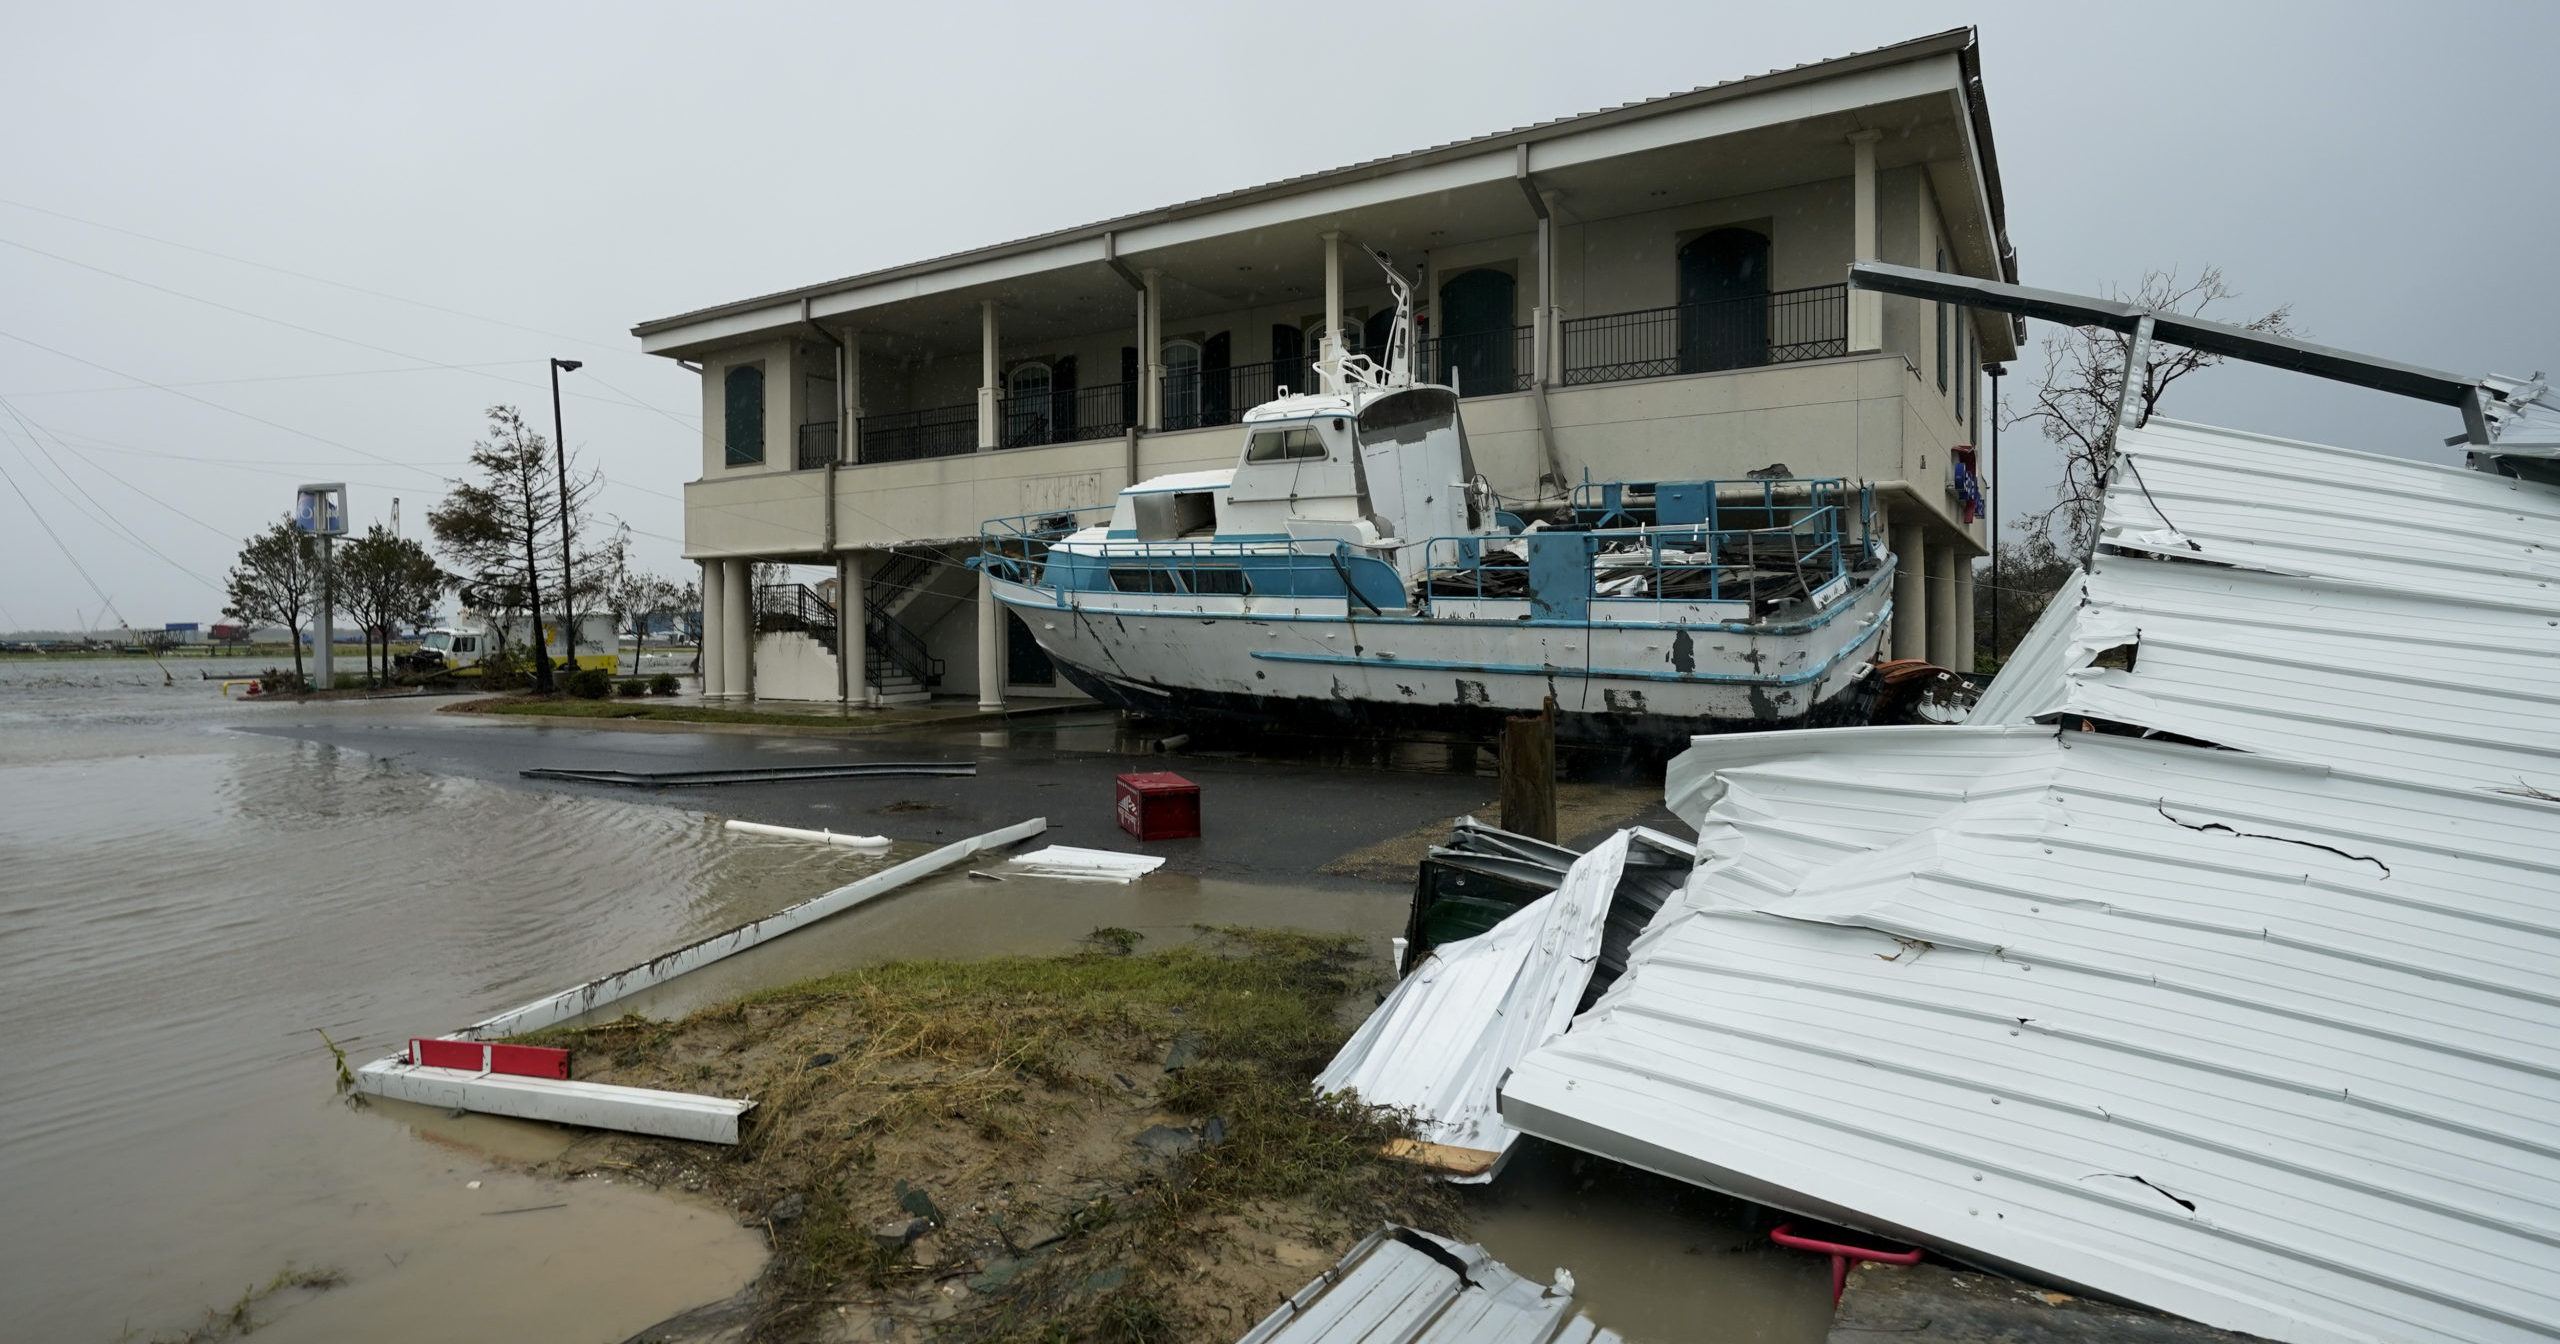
[638, 28, 2015, 705]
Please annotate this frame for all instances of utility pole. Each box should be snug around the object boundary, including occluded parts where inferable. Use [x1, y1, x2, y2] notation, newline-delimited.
[549, 358, 583, 673]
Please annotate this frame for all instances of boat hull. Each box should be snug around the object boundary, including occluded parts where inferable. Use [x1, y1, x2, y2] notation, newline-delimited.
[993, 570, 1892, 749]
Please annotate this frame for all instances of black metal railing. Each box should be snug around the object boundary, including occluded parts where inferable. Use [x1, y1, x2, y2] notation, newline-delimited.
[795, 421, 839, 470]
[861, 552, 944, 688]
[1562, 284, 1846, 386]
[1161, 359, 1293, 432]
[1417, 327, 1535, 397]
[755, 582, 838, 646]
[857, 403, 977, 463]
[1001, 382, 1138, 449]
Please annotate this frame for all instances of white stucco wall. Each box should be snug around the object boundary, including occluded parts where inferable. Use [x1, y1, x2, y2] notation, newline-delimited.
[752, 630, 837, 702]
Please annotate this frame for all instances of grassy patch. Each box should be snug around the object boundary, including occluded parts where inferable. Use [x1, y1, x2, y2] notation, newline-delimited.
[526, 930, 1450, 1342]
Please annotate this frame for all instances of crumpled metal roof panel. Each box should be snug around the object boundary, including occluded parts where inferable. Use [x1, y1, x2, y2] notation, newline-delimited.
[1503, 421, 2560, 1344]
[1235, 1226, 1619, 1344]
[1509, 731, 2560, 1344]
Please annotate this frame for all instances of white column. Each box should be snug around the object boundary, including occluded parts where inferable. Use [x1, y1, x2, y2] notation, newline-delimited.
[1848, 129, 1883, 353]
[1925, 542, 1959, 670]
[977, 299, 1000, 451]
[699, 559, 726, 699]
[1321, 230, 1343, 384]
[842, 331, 862, 463]
[975, 567, 1004, 712]
[1533, 194, 1556, 386]
[1891, 516, 1927, 662]
[838, 551, 866, 708]
[722, 558, 753, 701]
[1951, 548, 1978, 672]
[1142, 270, 1163, 430]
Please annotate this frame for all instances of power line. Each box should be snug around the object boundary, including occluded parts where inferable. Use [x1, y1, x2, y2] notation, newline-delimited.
[0, 232, 696, 427]
[0, 454, 154, 636]
[1, 360, 524, 398]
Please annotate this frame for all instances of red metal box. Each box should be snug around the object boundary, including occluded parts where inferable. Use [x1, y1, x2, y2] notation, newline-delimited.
[1116, 771, 1200, 840]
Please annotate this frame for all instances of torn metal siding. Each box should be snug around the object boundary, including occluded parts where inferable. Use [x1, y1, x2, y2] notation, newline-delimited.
[1506, 422, 2560, 1344]
[1235, 1226, 1618, 1344]
[1317, 834, 1632, 1178]
[1512, 731, 2560, 1343]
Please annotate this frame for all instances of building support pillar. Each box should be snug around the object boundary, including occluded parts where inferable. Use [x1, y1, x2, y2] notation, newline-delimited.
[838, 550, 866, 708]
[1321, 230, 1343, 385]
[1891, 515, 1927, 662]
[723, 557, 753, 701]
[976, 299, 1000, 451]
[1848, 129, 1883, 353]
[700, 558, 726, 699]
[1925, 542, 1959, 670]
[976, 568, 1004, 712]
[1534, 193, 1559, 385]
[1950, 547, 1977, 673]
[1141, 270, 1163, 430]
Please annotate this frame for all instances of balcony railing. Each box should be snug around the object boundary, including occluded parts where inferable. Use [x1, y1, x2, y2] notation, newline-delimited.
[1561, 284, 1846, 386]
[795, 420, 839, 470]
[1003, 382, 1138, 448]
[833, 285, 1851, 466]
[1418, 327, 1536, 397]
[858, 403, 978, 463]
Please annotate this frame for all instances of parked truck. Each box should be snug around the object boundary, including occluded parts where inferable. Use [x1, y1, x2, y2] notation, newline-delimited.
[400, 612, 619, 676]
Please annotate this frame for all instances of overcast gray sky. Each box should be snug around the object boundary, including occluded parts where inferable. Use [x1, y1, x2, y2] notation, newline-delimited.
[2, 1, 2550, 632]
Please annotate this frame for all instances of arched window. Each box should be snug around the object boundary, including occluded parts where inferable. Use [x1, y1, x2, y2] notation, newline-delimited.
[1162, 339, 1202, 429]
[1435, 269, 1517, 395]
[1006, 362, 1051, 447]
[1677, 229, 1770, 373]
[723, 364, 765, 466]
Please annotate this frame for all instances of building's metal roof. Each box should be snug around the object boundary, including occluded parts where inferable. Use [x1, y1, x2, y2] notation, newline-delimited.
[1499, 421, 2560, 1344]
[635, 28, 2006, 340]
[1234, 1225, 1618, 1344]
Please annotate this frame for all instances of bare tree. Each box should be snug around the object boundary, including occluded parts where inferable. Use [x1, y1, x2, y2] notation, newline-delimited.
[429, 406, 586, 692]
[223, 519, 323, 685]
[2014, 267, 2297, 547]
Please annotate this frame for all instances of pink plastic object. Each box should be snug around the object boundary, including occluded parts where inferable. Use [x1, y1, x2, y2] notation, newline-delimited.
[1770, 1221, 1924, 1305]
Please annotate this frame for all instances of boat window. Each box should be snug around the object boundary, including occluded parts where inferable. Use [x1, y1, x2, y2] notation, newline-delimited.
[422, 632, 451, 651]
[453, 636, 478, 654]
[1108, 567, 1182, 594]
[1187, 567, 1248, 596]
[1357, 387, 1460, 447]
[1245, 426, 1327, 463]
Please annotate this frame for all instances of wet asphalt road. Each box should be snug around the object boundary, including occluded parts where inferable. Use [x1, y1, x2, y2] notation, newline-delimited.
[234, 703, 1552, 886]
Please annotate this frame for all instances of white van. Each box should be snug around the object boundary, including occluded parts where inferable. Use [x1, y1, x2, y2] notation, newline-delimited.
[409, 613, 620, 675]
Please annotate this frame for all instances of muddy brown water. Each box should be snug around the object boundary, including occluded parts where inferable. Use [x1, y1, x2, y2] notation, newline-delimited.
[1, 660, 1825, 1342]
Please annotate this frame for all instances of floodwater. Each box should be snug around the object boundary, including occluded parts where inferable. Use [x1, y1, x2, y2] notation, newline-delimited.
[0, 657, 1823, 1343]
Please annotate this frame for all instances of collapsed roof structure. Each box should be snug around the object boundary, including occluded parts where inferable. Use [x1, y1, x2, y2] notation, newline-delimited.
[1482, 270, 2560, 1343]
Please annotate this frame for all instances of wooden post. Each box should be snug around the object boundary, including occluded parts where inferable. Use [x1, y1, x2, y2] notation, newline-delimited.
[1499, 697, 1558, 842]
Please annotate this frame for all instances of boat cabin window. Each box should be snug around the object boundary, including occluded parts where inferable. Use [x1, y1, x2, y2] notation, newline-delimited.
[1132, 490, 1217, 542]
[452, 635, 479, 654]
[1187, 567, 1248, 596]
[1108, 567, 1182, 594]
[1245, 425, 1327, 463]
[422, 632, 451, 652]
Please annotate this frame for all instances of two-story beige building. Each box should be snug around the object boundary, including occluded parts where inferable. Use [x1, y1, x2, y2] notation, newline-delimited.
[638, 27, 2018, 709]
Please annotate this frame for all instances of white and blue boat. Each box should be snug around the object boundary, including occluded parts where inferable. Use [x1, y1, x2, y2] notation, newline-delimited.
[977, 265, 1895, 747]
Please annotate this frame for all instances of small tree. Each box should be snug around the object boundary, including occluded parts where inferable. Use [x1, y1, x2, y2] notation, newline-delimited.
[339, 525, 446, 684]
[605, 542, 687, 676]
[431, 407, 566, 692]
[2014, 267, 2297, 548]
[223, 519, 323, 685]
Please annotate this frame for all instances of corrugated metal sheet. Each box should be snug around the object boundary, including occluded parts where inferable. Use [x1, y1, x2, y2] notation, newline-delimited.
[1501, 422, 2560, 1344]
[1235, 1226, 1618, 1344]
[1317, 834, 1632, 1179]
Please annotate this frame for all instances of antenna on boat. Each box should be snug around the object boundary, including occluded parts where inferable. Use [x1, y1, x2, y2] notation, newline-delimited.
[1327, 248, 1417, 395]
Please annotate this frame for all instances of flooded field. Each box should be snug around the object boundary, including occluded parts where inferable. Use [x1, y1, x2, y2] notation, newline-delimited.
[0, 659, 1824, 1343]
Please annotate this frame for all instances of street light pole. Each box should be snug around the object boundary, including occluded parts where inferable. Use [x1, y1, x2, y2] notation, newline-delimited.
[549, 358, 583, 675]
[1986, 361, 2006, 660]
